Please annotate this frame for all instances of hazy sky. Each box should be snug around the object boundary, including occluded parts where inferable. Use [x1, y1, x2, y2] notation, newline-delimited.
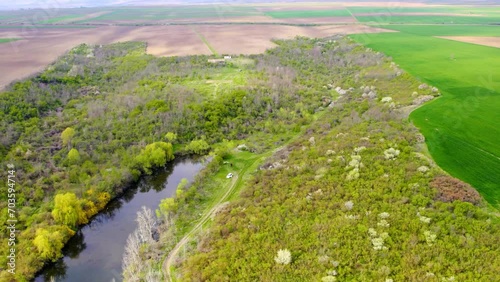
[1, 0, 494, 10]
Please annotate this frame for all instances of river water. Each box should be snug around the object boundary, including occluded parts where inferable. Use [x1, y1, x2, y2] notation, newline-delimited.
[34, 158, 204, 282]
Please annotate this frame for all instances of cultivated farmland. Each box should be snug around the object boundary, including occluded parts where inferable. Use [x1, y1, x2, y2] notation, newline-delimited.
[0, 23, 392, 90]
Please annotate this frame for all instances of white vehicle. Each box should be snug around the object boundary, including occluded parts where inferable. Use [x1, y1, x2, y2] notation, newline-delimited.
[226, 173, 233, 179]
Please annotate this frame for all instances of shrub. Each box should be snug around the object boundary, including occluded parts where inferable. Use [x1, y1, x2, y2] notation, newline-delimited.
[431, 176, 482, 205]
[274, 249, 292, 265]
[134, 142, 174, 174]
[186, 139, 210, 155]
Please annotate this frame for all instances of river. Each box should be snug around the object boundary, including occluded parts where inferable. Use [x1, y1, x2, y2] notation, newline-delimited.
[34, 157, 204, 282]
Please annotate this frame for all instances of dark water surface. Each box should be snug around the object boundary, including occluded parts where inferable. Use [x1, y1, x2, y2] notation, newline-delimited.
[35, 158, 203, 282]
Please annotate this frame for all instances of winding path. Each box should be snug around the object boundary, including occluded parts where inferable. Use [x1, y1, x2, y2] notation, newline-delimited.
[162, 157, 258, 281]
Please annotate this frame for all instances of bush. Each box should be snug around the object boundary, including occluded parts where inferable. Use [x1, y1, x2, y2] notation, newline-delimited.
[274, 249, 292, 265]
[431, 176, 482, 205]
[186, 140, 210, 155]
[134, 142, 174, 174]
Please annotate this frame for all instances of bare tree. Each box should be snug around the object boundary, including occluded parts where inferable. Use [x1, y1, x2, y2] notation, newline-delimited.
[122, 230, 141, 282]
[136, 206, 156, 244]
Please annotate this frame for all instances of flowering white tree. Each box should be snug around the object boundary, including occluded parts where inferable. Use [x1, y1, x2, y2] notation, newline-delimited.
[274, 249, 292, 265]
[344, 201, 354, 210]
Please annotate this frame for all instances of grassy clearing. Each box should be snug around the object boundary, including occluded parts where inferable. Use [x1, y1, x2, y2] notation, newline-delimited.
[185, 66, 249, 97]
[264, 9, 351, 18]
[350, 32, 500, 207]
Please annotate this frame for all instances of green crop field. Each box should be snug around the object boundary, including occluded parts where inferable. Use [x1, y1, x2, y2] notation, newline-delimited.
[379, 25, 500, 36]
[350, 28, 500, 207]
[41, 14, 82, 24]
[356, 15, 500, 24]
[82, 6, 260, 22]
[0, 38, 18, 43]
[0, 25, 95, 29]
[264, 9, 351, 18]
[346, 6, 500, 16]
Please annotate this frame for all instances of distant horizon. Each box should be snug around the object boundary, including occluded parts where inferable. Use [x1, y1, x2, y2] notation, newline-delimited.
[1, 0, 498, 11]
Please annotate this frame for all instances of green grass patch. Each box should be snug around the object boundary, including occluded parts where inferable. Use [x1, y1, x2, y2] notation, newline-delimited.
[265, 9, 351, 18]
[184, 66, 249, 97]
[350, 32, 500, 207]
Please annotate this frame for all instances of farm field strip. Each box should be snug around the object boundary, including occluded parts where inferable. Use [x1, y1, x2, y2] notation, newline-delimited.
[263, 9, 352, 18]
[0, 38, 18, 43]
[78, 6, 262, 23]
[356, 15, 500, 24]
[435, 36, 500, 48]
[375, 25, 500, 36]
[41, 14, 82, 24]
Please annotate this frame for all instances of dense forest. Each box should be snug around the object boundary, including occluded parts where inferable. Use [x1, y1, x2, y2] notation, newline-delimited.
[0, 36, 498, 281]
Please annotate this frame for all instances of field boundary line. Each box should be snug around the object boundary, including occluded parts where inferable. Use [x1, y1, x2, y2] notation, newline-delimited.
[345, 7, 359, 22]
[191, 27, 218, 56]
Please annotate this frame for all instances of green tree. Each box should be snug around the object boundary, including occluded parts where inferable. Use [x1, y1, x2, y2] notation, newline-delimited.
[33, 228, 65, 261]
[186, 139, 210, 155]
[67, 148, 81, 164]
[52, 193, 84, 228]
[156, 197, 177, 220]
[134, 142, 174, 174]
[61, 127, 75, 148]
[165, 132, 178, 143]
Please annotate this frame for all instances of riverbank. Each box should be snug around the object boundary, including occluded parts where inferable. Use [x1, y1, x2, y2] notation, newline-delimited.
[34, 158, 204, 282]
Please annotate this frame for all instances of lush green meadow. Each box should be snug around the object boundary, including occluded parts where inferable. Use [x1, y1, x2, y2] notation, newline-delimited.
[351, 28, 500, 207]
[264, 9, 351, 18]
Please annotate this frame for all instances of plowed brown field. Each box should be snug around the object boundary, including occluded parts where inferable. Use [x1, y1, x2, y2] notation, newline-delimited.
[0, 24, 393, 89]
